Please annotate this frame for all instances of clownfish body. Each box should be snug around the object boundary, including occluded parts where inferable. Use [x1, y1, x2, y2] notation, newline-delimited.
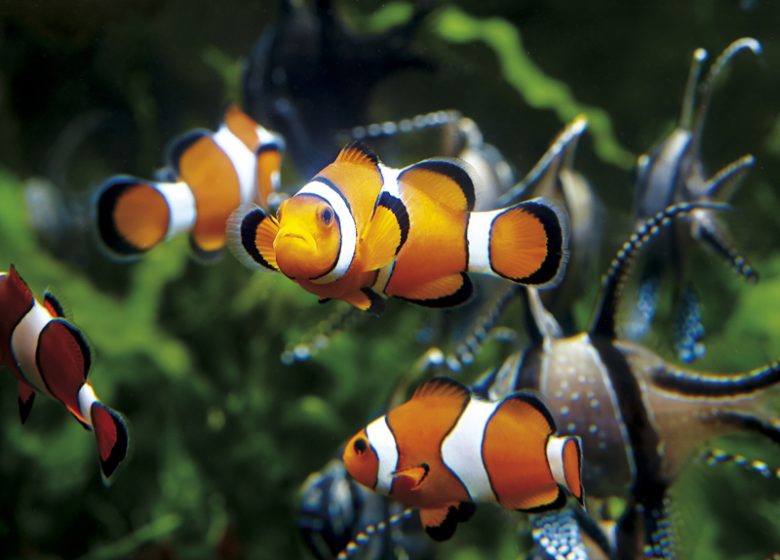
[0, 266, 129, 482]
[96, 104, 284, 260]
[230, 143, 568, 312]
[342, 377, 583, 541]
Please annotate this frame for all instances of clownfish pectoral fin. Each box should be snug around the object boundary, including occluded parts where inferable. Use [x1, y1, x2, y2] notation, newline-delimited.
[547, 435, 585, 508]
[419, 502, 470, 542]
[90, 402, 129, 483]
[392, 463, 430, 491]
[468, 198, 569, 288]
[394, 274, 473, 308]
[362, 192, 409, 271]
[398, 159, 476, 212]
[17, 381, 36, 424]
[42, 291, 66, 318]
[227, 205, 280, 272]
[341, 289, 385, 315]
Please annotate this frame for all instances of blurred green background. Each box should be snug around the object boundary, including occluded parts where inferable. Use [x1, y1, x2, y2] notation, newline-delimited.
[1, 1, 780, 558]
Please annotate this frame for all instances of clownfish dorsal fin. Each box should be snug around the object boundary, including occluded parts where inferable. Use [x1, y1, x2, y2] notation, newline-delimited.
[335, 141, 380, 169]
[412, 376, 470, 402]
[394, 273, 474, 308]
[419, 502, 471, 542]
[8, 265, 33, 301]
[43, 290, 66, 318]
[398, 159, 476, 212]
[497, 391, 557, 436]
[362, 192, 409, 271]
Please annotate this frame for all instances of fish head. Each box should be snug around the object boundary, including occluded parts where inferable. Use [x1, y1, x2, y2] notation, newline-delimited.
[342, 428, 379, 491]
[274, 194, 341, 279]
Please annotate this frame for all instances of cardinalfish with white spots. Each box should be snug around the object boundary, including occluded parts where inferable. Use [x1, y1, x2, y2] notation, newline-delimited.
[342, 377, 584, 541]
[229, 142, 569, 313]
[95, 104, 284, 260]
[0, 266, 129, 483]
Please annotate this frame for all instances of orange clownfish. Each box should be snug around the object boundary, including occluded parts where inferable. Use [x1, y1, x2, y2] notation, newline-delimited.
[95, 104, 284, 260]
[230, 143, 569, 312]
[0, 266, 129, 482]
[342, 377, 584, 541]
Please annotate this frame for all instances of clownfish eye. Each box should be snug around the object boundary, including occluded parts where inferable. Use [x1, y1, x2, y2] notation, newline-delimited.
[353, 438, 367, 454]
[319, 207, 334, 226]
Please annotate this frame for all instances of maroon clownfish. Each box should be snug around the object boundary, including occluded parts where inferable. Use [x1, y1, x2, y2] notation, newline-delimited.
[0, 266, 129, 483]
[229, 143, 569, 313]
[342, 377, 584, 541]
[95, 104, 284, 261]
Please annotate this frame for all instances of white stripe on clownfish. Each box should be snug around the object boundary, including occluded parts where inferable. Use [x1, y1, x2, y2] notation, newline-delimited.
[297, 180, 359, 285]
[545, 435, 569, 490]
[154, 181, 197, 240]
[10, 300, 53, 396]
[78, 384, 98, 428]
[465, 210, 496, 275]
[365, 415, 398, 495]
[440, 397, 499, 502]
[211, 124, 258, 206]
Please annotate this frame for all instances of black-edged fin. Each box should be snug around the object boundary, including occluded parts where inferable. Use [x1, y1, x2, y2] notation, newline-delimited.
[394, 273, 473, 308]
[94, 175, 159, 258]
[90, 402, 130, 484]
[412, 376, 470, 401]
[42, 291, 65, 318]
[419, 504, 462, 542]
[226, 204, 280, 272]
[17, 381, 35, 424]
[398, 159, 476, 212]
[364, 192, 409, 269]
[335, 141, 380, 168]
[189, 236, 224, 264]
[695, 218, 757, 283]
[652, 359, 780, 398]
[590, 201, 727, 339]
[166, 129, 211, 175]
[517, 487, 567, 514]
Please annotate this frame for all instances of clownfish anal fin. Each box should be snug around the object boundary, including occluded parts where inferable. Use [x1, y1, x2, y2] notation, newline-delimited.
[395, 273, 474, 308]
[227, 205, 280, 272]
[17, 381, 36, 424]
[362, 192, 409, 271]
[43, 290, 66, 318]
[399, 159, 476, 212]
[456, 501, 476, 523]
[341, 289, 385, 315]
[336, 141, 380, 168]
[420, 503, 464, 542]
[515, 487, 567, 514]
[412, 376, 470, 401]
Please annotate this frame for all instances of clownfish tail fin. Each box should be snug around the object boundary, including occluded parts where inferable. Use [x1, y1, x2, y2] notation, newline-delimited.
[90, 402, 130, 484]
[467, 197, 569, 288]
[547, 435, 584, 508]
[94, 176, 196, 259]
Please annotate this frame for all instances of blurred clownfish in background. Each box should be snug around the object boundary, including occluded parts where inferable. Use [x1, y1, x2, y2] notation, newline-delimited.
[0, 266, 129, 483]
[229, 143, 569, 313]
[342, 377, 584, 541]
[95, 104, 284, 261]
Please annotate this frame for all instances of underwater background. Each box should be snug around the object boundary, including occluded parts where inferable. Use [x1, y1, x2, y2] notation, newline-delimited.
[1, 1, 780, 558]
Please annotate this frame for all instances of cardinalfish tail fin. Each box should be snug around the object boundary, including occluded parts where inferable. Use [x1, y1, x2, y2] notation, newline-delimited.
[335, 507, 416, 560]
[94, 175, 196, 258]
[226, 204, 280, 272]
[546, 435, 585, 507]
[89, 400, 130, 483]
[467, 197, 569, 288]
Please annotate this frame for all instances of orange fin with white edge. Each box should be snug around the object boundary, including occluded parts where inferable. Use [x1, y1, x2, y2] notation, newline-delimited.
[475, 198, 568, 288]
[392, 463, 430, 491]
[227, 205, 280, 271]
[419, 502, 475, 542]
[393, 273, 473, 308]
[547, 435, 585, 507]
[94, 176, 173, 258]
[398, 159, 476, 212]
[411, 376, 470, 401]
[341, 289, 385, 315]
[362, 192, 409, 271]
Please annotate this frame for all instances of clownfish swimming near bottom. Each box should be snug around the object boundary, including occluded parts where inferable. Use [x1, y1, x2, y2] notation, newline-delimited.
[342, 377, 584, 541]
[0, 266, 129, 483]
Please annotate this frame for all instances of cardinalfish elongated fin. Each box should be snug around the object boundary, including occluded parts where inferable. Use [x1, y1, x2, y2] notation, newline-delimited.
[227, 205, 280, 272]
[398, 158, 476, 212]
[468, 198, 569, 288]
[95, 176, 196, 258]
